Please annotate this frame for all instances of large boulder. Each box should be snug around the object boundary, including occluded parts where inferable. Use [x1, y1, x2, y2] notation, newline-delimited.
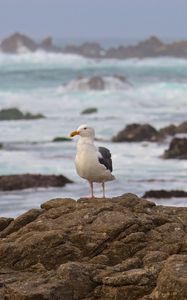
[0, 193, 186, 299]
[163, 137, 187, 159]
[112, 123, 160, 142]
[0, 174, 72, 191]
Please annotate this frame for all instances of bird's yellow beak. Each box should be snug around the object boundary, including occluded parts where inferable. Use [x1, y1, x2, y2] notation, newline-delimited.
[70, 130, 79, 137]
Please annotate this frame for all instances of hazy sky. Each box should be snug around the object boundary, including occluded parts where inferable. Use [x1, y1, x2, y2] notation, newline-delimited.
[0, 0, 187, 39]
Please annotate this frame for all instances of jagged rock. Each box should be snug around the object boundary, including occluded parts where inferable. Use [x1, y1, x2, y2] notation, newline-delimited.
[0, 108, 45, 121]
[81, 107, 98, 114]
[143, 189, 187, 199]
[112, 123, 160, 142]
[0, 174, 72, 191]
[0, 194, 186, 299]
[163, 137, 187, 159]
[0, 32, 38, 53]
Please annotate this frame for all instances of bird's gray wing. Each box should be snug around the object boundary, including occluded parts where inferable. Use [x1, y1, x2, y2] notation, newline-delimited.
[98, 146, 113, 172]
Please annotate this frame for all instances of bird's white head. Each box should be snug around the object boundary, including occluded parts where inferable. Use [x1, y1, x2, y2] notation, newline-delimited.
[70, 124, 95, 139]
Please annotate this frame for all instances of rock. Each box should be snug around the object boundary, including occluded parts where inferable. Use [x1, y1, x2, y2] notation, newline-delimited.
[88, 76, 105, 90]
[81, 107, 98, 114]
[0, 174, 72, 191]
[159, 124, 177, 136]
[52, 136, 72, 142]
[0, 194, 186, 299]
[0, 32, 38, 53]
[163, 137, 187, 159]
[0, 218, 13, 232]
[176, 121, 187, 134]
[39, 36, 61, 52]
[143, 189, 187, 199]
[63, 75, 131, 91]
[112, 123, 160, 142]
[159, 121, 187, 136]
[151, 255, 187, 300]
[0, 108, 45, 121]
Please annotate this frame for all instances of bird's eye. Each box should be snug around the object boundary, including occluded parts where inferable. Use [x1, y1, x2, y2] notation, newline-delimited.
[84, 127, 87, 130]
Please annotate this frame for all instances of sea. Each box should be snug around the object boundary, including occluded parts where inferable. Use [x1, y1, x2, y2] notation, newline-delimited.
[0, 38, 187, 217]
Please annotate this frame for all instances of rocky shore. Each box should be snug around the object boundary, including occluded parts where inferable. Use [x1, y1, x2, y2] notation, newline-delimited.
[0, 193, 186, 299]
[2, 32, 187, 58]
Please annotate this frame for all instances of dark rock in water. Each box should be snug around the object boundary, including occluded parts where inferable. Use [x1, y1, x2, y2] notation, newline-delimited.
[88, 76, 105, 90]
[0, 193, 186, 299]
[159, 124, 177, 136]
[81, 107, 98, 114]
[176, 121, 187, 134]
[0, 174, 72, 191]
[159, 121, 187, 136]
[0, 32, 38, 53]
[143, 189, 187, 199]
[52, 136, 72, 142]
[39, 36, 61, 52]
[112, 123, 160, 142]
[163, 137, 187, 159]
[0, 108, 45, 121]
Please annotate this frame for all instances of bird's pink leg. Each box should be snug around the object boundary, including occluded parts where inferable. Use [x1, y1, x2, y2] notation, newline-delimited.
[89, 181, 95, 198]
[102, 182, 106, 198]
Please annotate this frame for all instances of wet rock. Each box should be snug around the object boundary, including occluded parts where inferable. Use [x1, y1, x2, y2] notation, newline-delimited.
[81, 107, 98, 114]
[143, 189, 187, 199]
[0, 108, 45, 121]
[63, 75, 132, 91]
[159, 121, 187, 136]
[39, 36, 61, 52]
[88, 76, 105, 90]
[0, 32, 38, 53]
[159, 124, 177, 136]
[0, 194, 186, 299]
[163, 137, 187, 159]
[0, 174, 72, 191]
[112, 123, 160, 142]
[52, 136, 72, 142]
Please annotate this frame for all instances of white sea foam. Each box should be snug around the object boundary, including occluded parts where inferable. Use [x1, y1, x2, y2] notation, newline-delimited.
[0, 51, 187, 71]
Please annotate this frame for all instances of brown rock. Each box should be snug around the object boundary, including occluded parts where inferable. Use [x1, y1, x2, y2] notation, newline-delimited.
[163, 137, 187, 159]
[88, 76, 105, 90]
[0, 218, 13, 232]
[0, 174, 72, 191]
[0, 194, 186, 299]
[143, 189, 187, 199]
[112, 123, 160, 142]
[1, 32, 38, 53]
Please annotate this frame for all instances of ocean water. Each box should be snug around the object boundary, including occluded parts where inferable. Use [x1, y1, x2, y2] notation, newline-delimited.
[0, 51, 187, 217]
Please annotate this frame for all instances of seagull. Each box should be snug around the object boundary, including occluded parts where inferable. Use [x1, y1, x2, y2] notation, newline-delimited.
[70, 124, 115, 198]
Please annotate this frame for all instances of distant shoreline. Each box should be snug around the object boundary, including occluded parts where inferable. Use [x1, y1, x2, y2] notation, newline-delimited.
[1, 32, 187, 59]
